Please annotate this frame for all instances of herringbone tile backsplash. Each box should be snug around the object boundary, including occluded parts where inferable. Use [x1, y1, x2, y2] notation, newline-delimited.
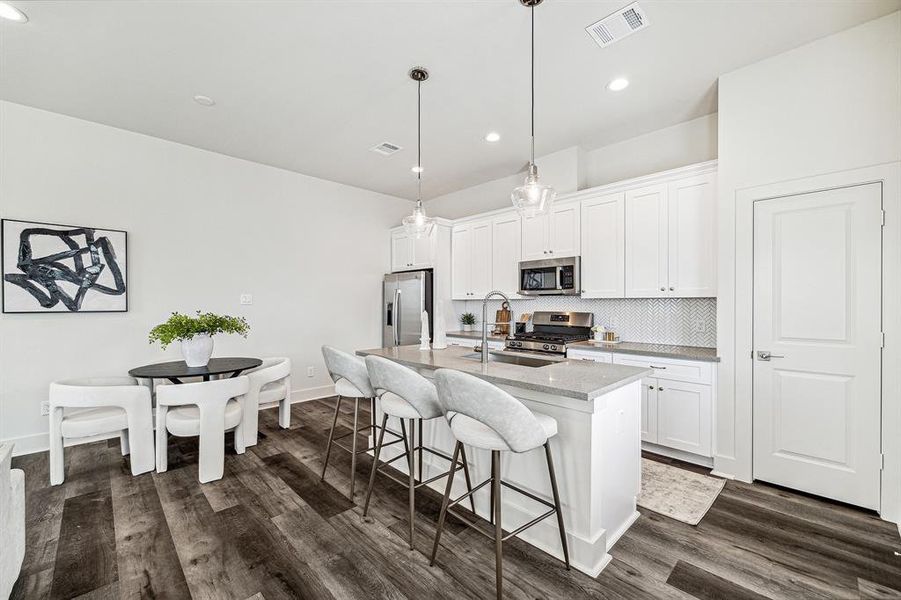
[454, 297, 717, 348]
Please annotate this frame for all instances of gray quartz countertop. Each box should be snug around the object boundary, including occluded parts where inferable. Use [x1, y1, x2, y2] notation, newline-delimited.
[568, 340, 720, 362]
[445, 330, 508, 341]
[356, 345, 649, 402]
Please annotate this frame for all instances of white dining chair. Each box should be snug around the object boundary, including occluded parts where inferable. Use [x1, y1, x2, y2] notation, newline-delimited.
[48, 377, 155, 485]
[155, 376, 250, 483]
[242, 357, 292, 447]
[0, 443, 25, 600]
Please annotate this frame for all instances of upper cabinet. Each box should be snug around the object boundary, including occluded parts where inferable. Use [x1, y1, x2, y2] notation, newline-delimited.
[580, 191, 625, 298]
[667, 174, 717, 297]
[492, 213, 522, 297]
[452, 219, 492, 299]
[521, 202, 581, 261]
[391, 227, 437, 272]
[625, 172, 716, 298]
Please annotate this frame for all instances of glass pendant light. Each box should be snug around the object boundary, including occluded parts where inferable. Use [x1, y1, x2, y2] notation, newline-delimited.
[511, 0, 555, 218]
[402, 67, 436, 239]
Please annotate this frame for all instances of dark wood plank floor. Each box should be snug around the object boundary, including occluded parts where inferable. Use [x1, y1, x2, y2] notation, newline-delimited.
[11, 398, 901, 599]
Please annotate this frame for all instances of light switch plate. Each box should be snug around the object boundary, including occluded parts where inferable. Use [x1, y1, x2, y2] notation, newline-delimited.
[693, 318, 706, 333]
[240, 294, 253, 305]
[307, 366, 315, 378]
[40, 400, 49, 416]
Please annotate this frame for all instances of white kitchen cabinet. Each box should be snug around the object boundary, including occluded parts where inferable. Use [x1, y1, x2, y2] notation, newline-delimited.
[580, 192, 625, 298]
[391, 228, 436, 271]
[452, 219, 492, 299]
[654, 379, 712, 457]
[521, 202, 581, 260]
[625, 184, 668, 297]
[624, 172, 716, 298]
[492, 213, 522, 297]
[640, 379, 659, 444]
[611, 353, 714, 458]
[667, 173, 717, 297]
[446, 336, 504, 350]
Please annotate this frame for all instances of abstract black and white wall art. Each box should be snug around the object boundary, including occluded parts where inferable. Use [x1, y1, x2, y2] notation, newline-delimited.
[2, 219, 128, 313]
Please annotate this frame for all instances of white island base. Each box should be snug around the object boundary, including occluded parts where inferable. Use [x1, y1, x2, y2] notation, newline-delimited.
[367, 363, 642, 577]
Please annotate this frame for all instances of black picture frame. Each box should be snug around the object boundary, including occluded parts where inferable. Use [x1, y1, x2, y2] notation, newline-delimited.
[1, 218, 129, 314]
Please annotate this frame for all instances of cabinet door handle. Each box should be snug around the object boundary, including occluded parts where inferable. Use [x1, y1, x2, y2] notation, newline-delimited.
[669, 287, 675, 291]
[549, 250, 554, 254]
[658, 387, 664, 392]
[659, 287, 665, 291]
[648, 385, 655, 390]
[650, 365, 667, 369]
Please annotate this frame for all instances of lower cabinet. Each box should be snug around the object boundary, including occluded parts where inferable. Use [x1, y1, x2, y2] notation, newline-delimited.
[445, 336, 504, 351]
[567, 348, 714, 459]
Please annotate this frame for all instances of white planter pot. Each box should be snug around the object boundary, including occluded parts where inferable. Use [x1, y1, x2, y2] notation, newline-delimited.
[462, 324, 474, 332]
[182, 335, 214, 367]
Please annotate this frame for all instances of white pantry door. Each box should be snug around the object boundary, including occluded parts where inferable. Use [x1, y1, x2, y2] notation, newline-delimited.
[753, 183, 882, 510]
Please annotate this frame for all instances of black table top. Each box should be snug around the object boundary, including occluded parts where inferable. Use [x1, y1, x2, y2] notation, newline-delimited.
[128, 357, 262, 379]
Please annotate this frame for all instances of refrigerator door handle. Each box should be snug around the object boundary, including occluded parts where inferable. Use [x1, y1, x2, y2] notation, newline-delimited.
[394, 288, 401, 346]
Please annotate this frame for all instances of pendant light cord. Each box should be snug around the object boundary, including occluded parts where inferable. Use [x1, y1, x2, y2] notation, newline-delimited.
[530, 2, 535, 167]
[417, 77, 422, 206]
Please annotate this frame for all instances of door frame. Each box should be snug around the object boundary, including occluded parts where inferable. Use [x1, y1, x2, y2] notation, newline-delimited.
[731, 163, 901, 522]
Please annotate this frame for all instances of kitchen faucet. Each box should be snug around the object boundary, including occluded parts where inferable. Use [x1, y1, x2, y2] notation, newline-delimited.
[481, 290, 514, 365]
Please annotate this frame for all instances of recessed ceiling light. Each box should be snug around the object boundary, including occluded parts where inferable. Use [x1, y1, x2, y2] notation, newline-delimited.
[485, 131, 501, 143]
[607, 78, 629, 92]
[0, 2, 28, 23]
[193, 95, 215, 107]
[411, 165, 423, 174]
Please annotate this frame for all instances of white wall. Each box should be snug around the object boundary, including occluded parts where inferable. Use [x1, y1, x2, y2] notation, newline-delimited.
[715, 12, 901, 481]
[0, 101, 411, 454]
[424, 114, 717, 219]
[584, 114, 717, 189]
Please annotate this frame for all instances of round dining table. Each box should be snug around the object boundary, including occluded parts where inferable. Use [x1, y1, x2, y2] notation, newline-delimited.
[128, 357, 262, 385]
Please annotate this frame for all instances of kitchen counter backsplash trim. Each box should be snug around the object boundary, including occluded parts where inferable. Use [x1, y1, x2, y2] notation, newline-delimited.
[455, 296, 716, 348]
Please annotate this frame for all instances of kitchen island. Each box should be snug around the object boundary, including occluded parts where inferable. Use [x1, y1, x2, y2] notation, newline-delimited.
[356, 344, 649, 576]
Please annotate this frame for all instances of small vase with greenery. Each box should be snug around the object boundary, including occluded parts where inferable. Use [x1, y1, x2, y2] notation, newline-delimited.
[149, 311, 250, 367]
[460, 312, 477, 332]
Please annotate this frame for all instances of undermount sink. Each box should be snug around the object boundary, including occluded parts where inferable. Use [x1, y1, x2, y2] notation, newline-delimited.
[460, 351, 557, 368]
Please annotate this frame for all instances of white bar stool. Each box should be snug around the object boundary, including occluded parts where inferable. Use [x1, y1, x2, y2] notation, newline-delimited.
[320, 346, 401, 500]
[361, 356, 475, 549]
[430, 368, 569, 600]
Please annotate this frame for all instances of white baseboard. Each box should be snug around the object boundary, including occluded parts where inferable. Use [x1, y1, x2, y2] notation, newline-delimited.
[4, 383, 337, 458]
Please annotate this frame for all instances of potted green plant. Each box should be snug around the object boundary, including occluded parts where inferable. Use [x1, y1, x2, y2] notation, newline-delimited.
[460, 312, 476, 333]
[149, 311, 250, 367]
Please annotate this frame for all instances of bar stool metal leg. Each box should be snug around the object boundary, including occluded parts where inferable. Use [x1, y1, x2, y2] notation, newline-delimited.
[363, 413, 390, 517]
[348, 398, 361, 499]
[545, 441, 570, 570]
[429, 441, 462, 566]
[407, 418, 416, 549]
[458, 445, 477, 514]
[320, 395, 342, 481]
[492, 450, 503, 600]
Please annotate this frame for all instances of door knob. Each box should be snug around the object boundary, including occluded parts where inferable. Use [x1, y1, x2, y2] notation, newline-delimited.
[756, 351, 785, 361]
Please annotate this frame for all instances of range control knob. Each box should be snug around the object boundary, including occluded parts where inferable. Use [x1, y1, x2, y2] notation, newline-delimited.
[543, 344, 550, 350]
[550, 345, 558, 351]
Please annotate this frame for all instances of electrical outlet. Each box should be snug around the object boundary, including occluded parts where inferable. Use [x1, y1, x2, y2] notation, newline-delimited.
[307, 366, 315, 378]
[608, 317, 619, 329]
[240, 294, 253, 305]
[40, 400, 49, 416]
[693, 319, 707, 333]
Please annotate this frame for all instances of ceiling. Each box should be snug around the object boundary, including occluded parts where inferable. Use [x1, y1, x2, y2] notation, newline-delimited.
[2, 1, 899, 201]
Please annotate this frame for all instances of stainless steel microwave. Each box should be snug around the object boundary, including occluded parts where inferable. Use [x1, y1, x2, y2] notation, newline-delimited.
[518, 257, 581, 296]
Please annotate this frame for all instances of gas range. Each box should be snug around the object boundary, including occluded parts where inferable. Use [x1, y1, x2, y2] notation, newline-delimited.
[504, 311, 594, 356]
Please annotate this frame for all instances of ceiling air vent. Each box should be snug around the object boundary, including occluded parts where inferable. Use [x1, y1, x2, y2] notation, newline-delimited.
[370, 141, 402, 156]
[585, 2, 649, 49]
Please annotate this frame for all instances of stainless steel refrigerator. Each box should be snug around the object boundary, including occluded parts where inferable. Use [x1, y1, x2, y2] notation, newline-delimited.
[382, 270, 433, 347]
